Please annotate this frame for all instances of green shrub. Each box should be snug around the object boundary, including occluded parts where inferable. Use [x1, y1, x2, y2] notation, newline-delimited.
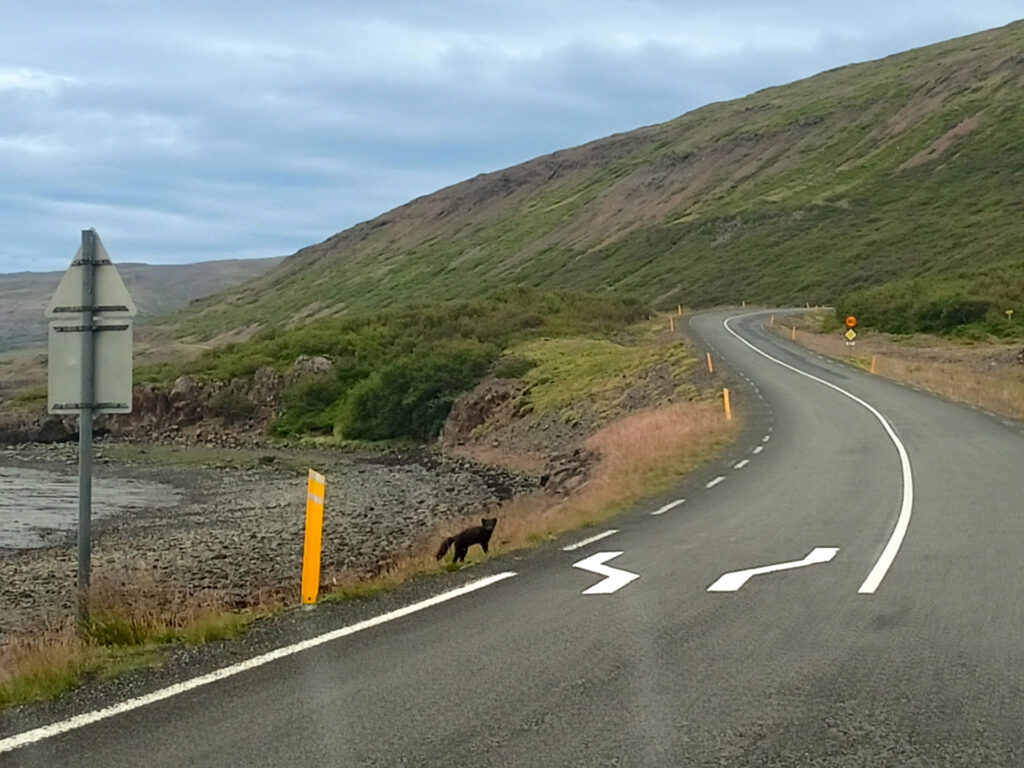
[271, 374, 346, 436]
[837, 279, 992, 334]
[335, 340, 497, 441]
[493, 356, 537, 379]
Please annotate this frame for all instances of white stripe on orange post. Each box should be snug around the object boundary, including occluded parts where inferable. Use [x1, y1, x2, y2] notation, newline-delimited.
[302, 469, 326, 606]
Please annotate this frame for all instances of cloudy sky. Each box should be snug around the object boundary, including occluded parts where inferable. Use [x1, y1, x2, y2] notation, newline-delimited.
[1, 1, 1020, 273]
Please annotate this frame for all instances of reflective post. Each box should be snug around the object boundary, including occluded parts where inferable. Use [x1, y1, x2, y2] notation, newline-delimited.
[302, 469, 327, 607]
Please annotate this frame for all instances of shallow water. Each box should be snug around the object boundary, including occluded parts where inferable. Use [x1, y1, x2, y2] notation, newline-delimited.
[0, 466, 179, 550]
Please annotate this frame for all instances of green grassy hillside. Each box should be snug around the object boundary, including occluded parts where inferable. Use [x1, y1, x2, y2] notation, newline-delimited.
[161, 20, 1024, 339]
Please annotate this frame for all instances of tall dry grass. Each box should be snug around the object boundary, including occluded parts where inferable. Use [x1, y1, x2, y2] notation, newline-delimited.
[424, 398, 736, 560]
[0, 574, 282, 708]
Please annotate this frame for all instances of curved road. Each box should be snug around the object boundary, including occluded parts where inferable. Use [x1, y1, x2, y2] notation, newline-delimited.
[5, 309, 1024, 766]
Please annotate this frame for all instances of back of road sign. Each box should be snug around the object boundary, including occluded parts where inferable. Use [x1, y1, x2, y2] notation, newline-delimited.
[46, 237, 137, 319]
[46, 231, 136, 414]
[48, 321, 133, 413]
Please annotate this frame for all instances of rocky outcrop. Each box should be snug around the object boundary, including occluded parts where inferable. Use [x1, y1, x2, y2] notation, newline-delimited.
[541, 448, 597, 495]
[0, 355, 337, 447]
[440, 378, 525, 447]
[0, 412, 76, 444]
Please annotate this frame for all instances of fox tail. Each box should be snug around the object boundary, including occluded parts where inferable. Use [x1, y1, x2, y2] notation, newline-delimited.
[435, 536, 455, 560]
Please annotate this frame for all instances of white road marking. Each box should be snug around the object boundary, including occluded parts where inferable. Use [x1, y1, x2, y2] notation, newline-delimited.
[0, 572, 518, 755]
[707, 547, 839, 592]
[752, 446, 764, 454]
[562, 529, 619, 551]
[734, 459, 750, 469]
[724, 314, 914, 595]
[706, 476, 726, 488]
[650, 499, 686, 516]
[762, 435, 771, 442]
[572, 551, 640, 595]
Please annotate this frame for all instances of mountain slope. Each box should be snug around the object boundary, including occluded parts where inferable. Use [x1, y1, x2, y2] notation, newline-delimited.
[0, 258, 282, 353]
[166, 20, 1024, 340]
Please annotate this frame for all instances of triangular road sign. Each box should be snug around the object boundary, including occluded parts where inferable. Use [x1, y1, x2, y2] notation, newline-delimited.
[46, 231, 137, 318]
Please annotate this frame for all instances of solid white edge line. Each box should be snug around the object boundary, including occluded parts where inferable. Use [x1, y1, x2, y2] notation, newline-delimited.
[706, 476, 726, 488]
[650, 499, 686, 516]
[723, 313, 913, 595]
[0, 571, 519, 755]
[562, 529, 619, 551]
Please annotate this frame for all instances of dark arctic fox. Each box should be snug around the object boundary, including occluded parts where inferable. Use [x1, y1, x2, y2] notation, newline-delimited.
[435, 518, 498, 563]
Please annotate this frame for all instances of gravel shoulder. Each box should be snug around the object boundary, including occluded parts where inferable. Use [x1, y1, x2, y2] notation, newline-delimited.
[0, 439, 536, 639]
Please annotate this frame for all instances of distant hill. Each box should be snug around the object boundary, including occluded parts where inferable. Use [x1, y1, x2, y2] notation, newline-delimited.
[0, 258, 282, 353]
[161, 20, 1024, 340]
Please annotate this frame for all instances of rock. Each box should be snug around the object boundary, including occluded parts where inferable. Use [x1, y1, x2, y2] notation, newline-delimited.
[292, 355, 333, 377]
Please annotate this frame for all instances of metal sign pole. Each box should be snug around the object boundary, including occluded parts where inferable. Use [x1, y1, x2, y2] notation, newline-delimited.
[77, 229, 96, 623]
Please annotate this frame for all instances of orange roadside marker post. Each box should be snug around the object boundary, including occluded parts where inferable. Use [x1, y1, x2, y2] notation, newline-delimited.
[706, 352, 714, 374]
[723, 388, 732, 421]
[301, 469, 326, 608]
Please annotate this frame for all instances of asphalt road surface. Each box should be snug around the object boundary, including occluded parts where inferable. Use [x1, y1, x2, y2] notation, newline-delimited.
[5, 309, 1024, 767]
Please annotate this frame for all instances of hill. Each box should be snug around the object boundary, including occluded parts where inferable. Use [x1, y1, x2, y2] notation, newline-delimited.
[156, 19, 1023, 339]
[0, 257, 282, 353]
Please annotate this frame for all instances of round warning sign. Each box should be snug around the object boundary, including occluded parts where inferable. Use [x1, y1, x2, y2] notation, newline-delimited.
[845, 316, 858, 328]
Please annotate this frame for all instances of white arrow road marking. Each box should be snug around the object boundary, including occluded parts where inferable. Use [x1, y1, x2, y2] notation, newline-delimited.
[707, 547, 839, 592]
[562, 529, 618, 551]
[572, 551, 639, 595]
[650, 499, 685, 515]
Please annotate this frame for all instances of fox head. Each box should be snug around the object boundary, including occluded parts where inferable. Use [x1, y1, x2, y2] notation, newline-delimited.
[481, 517, 497, 531]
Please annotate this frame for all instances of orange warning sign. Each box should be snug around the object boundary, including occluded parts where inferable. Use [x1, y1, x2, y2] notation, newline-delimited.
[845, 316, 858, 328]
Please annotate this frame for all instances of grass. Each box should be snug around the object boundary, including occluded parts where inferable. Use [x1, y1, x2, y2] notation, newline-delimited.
[512, 335, 696, 420]
[0, 577, 278, 710]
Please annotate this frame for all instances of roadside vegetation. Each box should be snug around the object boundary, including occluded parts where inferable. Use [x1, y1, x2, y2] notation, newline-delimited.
[1, 308, 737, 709]
[0, 581, 269, 708]
[776, 311, 1024, 421]
[140, 287, 648, 442]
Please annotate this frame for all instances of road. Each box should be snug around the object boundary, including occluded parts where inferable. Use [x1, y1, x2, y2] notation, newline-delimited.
[5, 309, 1024, 766]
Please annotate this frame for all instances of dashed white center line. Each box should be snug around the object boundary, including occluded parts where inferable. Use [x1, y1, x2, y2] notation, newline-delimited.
[706, 476, 726, 489]
[734, 459, 749, 469]
[762, 435, 771, 443]
[650, 499, 686, 516]
[562, 529, 619, 551]
[752, 446, 764, 454]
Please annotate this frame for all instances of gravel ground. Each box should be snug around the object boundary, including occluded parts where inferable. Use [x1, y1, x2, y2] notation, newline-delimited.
[0, 440, 537, 639]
